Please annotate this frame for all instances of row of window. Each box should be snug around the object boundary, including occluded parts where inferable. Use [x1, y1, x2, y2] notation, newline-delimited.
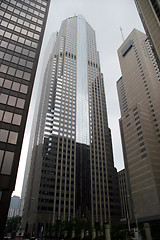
[1, 64, 31, 81]
[5, 0, 47, 8]
[0, 93, 25, 109]
[0, 78, 28, 94]
[38, 206, 74, 213]
[1, 25, 39, 41]
[0, 129, 18, 145]
[0, 110, 22, 126]
[1, 53, 33, 71]
[1, 2, 45, 19]
[1, 11, 42, 33]
[0, 40, 36, 59]
[1, 7, 43, 26]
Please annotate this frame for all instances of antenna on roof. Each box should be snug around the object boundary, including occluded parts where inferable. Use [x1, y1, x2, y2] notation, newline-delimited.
[120, 26, 124, 42]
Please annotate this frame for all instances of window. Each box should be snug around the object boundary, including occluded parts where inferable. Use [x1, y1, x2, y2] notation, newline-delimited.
[8, 131, 18, 144]
[8, 43, 15, 51]
[27, 31, 33, 38]
[3, 112, 13, 123]
[1, 21, 8, 27]
[8, 23, 14, 30]
[29, 51, 36, 58]
[0, 78, 4, 86]
[12, 114, 22, 126]
[4, 53, 12, 61]
[1, 151, 14, 175]
[138, 131, 142, 136]
[0, 129, 9, 142]
[16, 70, 23, 78]
[0, 110, 4, 121]
[23, 72, 31, 81]
[142, 153, 147, 159]
[25, 39, 31, 46]
[20, 85, 28, 94]
[12, 56, 19, 64]
[1, 41, 8, 48]
[15, 46, 22, 53]
[21, 29, 27, 35]
[12, 82, 20, 91]
[24, 21, 29, 27]
[14, 26, 21, 32]
[26, 61, 33, 69]
[18, 19, 23, 25]
[0, 64, 8, 73]
[0, 150, 4, 168]
[18, 37, 25, 44]
[19, 58, 27, 66]
[3, 80, 12, 89]
[0, 29, 4, 36]
[16, 98, 25, 109]
[7, 96, 17, 106]
[8, 67, 16, 76]
[137, 126, 141, 131]
[0, 94, 8, 104]
[11, 15, 17, 22]
[12, 34, 18, 41]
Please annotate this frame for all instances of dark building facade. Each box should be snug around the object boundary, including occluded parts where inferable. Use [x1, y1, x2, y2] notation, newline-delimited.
[22, 15, 121, 237]
[0, 0, 50, 237]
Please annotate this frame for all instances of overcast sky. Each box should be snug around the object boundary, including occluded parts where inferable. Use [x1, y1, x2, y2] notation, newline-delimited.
[13, 0, 144, 197]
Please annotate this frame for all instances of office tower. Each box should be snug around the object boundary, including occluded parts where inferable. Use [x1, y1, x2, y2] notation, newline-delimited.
[22, 15, 121, 236]
[0, 0, 50, 237]
[117, 29, 160, 222]
[8, 195, 20, 218]
[134, 0, 160, 64]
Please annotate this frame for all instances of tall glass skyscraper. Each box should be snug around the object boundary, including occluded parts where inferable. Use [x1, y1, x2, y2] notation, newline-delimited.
[22, 15, 121, 236]
[0, 0, 50, 237]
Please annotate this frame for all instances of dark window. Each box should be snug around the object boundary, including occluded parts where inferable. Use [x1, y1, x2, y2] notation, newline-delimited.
[0, 129, 9, 142]
[3, 112, 13, 123]
[8, 131, 18, 144]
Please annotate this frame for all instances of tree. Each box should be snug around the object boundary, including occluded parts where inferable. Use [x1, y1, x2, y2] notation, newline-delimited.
[6, 216, 21, 233]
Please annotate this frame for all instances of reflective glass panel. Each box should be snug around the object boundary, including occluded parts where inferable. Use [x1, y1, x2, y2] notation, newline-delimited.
[76, 16, 89, 145]
[1, 151, 14, 175]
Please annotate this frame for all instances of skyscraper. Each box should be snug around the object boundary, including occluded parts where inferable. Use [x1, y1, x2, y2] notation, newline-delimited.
[117, 29, 160, 222]
[8, 195, 20, 218]
[22, 15, 121, 236]
[0, 0, 50, 237]
[134, 0, 160, 64]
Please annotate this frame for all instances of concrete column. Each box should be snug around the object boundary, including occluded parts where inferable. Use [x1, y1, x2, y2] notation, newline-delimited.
[81, 229, 84, 239]
[144, 223, 152, 240]
[105, 225, 111, 240]
[64, 230, 67, 238]
[92, 228, 96, 239]
[72, 230, 75, 238]
[85, 230, 89, 237]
